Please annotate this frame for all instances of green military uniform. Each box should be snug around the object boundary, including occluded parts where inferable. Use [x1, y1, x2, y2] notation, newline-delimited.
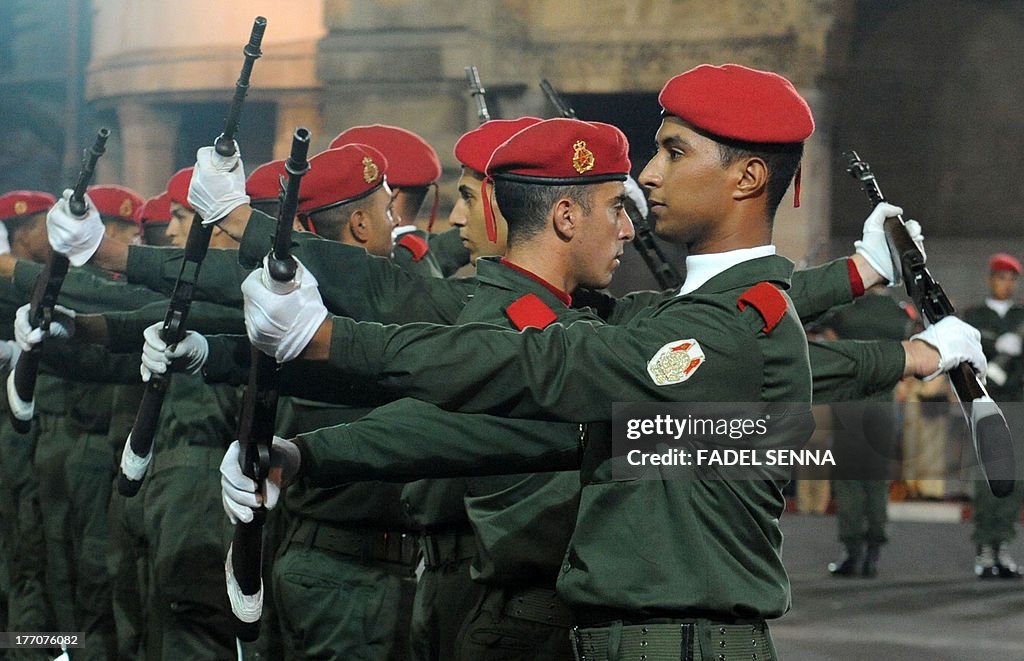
[0, 277, 57, 661]
[820, 291, 915, 577]
[10, 259, 175, 660]
[99, 297, 248, 660]
[296, 254, 893, 658]
[963, 300, 1024, 562]
[391, 227, 470, 280]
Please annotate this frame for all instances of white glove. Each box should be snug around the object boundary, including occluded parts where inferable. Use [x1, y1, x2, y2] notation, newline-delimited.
[242, 256, 328, 363]
[6, 370, 33, 422]
[853, 202, 925, 286]
[911, 317, 987, 381]
[994, 332, 1022, 357]
[140, 322, 209, 382]
[46, 189, 104, 266]
[623, 176, 649, 218]
[0, 340, 21, 372]
[224, 543, 264, 624]
[187, 142, 250, 225]
[14, 303, 75, 352]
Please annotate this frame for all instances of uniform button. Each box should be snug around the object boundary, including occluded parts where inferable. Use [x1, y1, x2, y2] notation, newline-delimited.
[562, 563, 571, 572]
[720, 640, 727, 647]
[752, 639, 758, 646]
[640, 640, 648, 647]
[720, 627, 727, 635]
[719, 655, 726, 661]
[641, 627, 648, 634]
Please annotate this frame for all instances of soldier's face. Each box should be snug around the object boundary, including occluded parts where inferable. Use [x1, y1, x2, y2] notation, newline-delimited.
[165, 202, 193, 248]
[363, 185, 397, 257]
[103, 220, 141, 246]
[989, 270, 1018, 300]
[571, 181, 634, 289]
[449, 169, 507, 264]
[639, 117, 732, 253]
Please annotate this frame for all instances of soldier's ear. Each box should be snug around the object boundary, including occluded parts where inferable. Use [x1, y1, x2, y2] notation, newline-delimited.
[733, 156, 768, 202]
[552, 197, 576, 239]
[349, 208, 370, 242]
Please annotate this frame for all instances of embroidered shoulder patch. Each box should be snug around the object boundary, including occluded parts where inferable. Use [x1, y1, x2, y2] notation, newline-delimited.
[647, 339, 705, 386]
[505, 293, 557, 330]
[396, 233, 429, 261]
[737, 282, 787, 333]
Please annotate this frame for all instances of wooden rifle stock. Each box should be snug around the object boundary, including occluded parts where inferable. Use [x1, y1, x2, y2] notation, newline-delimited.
[844, 150, 1015, 497]
[465, 65, 491, 125]
[231, 127, 311, 641]
[118, 17, 266, 497]
[9, 127, 109, 433]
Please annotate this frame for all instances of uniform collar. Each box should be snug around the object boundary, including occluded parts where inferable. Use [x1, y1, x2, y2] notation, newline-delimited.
[474, 257, 573, 308]
[985, 297, 1014, 318]
[678, 245, 777, 295]
[497, 258, 572, 306]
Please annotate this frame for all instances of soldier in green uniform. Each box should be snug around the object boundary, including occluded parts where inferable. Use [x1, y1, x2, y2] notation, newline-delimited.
[137, 192, 174, 247]
[329, 124, 469, 279]
[963, 252, 1024, 578]
[820, 286, 916, 578]
[0, 190, 59, 660]
[235, 69, 987, 661]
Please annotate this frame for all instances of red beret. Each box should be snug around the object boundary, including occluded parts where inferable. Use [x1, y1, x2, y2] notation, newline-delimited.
[136, 192, 171, 225]
[87, 185, 145, 225]
[246, 159, 287, 202]
[298, 144, 389, 216]
[659, 64, 814, 143]
[166, 167, 195, 212]
[486, 118, 630, 183]
[329, 125, 440, 187]
[990, 253, 1022, 275]
[455, 117, 543, 173]
[0, 190, 55, 221]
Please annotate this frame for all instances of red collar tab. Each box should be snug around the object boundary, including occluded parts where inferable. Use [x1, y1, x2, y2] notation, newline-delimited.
[396, 232, 429, 261]
[500, 258, 571, 306]
[505, 293, 557, 330]
[737, 282, 787, 333]
[846, 258, 865, 297]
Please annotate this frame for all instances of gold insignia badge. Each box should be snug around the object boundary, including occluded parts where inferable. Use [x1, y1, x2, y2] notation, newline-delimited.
[13, 201, 27, 215]
[647, 339, 705, 386]
[362, 157, 380, 184]
[119, 198, 134, 217]
[572, 140, 595, 174]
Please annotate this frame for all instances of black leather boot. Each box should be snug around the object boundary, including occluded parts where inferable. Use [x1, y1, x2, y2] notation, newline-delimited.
[828, 543, 863, 577]
[861, 543, 880, 578]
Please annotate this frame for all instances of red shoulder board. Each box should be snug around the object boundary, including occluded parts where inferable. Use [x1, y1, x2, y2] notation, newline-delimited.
[396, 233, 429, 261]
[505, 293, 557, 330]
[737, 282, 788, 333]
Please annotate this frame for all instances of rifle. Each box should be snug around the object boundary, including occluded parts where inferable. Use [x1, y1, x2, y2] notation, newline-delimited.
[118, 16, 266, 497]
[9, 127, 109, 433]
[844, 150, 1016, 497]
[541, 78, 683, 289]
[465, 65, 491, 125]
[229, 127, 311, 641]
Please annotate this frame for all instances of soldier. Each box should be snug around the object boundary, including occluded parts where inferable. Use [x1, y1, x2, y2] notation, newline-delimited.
[234, 68, 987, 660]
[245, 158, 287, 217]
[88, 184, 144, 246]
[330, 124, 469, 278]
[0, 190, 59, 660]
[963, 252, 1024, 578]
[820, 285, 916, 578]
[137, 192, 173, 247]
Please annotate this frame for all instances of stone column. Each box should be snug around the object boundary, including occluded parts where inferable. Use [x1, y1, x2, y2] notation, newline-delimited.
[115, 102, 182, 196]
[273, 93, 324, 158]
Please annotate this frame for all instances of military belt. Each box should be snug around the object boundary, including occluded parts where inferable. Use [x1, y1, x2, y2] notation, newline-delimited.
[502, 586, 574, 629]
[419, 529, 476, 568]
[289, 519, 419, 567]
[571, 619, 773, 661]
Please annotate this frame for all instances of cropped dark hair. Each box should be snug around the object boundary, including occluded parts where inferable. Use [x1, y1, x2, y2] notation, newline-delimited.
[493, 180, 593, 244]
[714, 138, 803, 221]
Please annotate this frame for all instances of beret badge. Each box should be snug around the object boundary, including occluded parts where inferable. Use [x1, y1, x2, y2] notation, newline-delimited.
[572, 140, 595, 174]
[362, 156, 380, 184]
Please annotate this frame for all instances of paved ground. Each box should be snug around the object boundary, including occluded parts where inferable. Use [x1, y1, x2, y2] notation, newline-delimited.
[773, 510, 1024, 660]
